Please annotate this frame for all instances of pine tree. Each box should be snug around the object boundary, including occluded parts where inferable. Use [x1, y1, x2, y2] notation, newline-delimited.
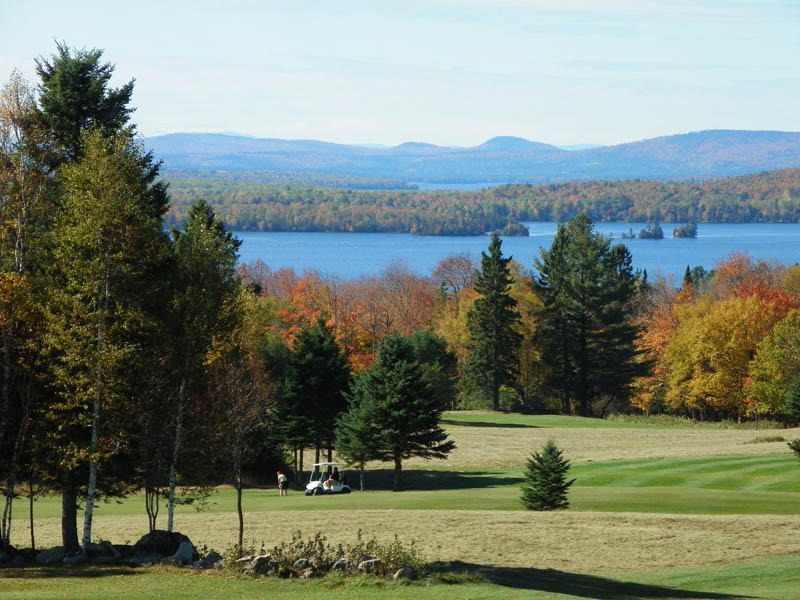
[782, 374, 800, 422]
[281, 318, 351, 465]
[337, 335, 455, 491]
[464, 233, 521, 410]
[534, 214, 646, 417]
[521, 440, 575, 510]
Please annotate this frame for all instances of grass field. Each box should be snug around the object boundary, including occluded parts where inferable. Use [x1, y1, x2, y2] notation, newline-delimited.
[4, 411, 800, 599]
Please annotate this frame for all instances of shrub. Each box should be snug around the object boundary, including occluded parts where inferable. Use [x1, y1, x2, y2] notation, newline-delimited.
[521, 439, 575, 511]
[789, 439, 800, 460]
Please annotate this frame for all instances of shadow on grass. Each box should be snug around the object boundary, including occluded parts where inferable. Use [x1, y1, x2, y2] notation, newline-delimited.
[431, 561, 751, 599]
[441, 419, 538, 429]
[0, 565, 139, 579]
[363, 469, 522, 491]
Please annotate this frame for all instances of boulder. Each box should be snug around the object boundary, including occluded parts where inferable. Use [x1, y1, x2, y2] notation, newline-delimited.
[84, 542, 111, 558]
[101, 541, 122, 558]
[0, 547, 15, 564]
[300, 567, 316, 579]
[195, 550, 222, 569]
[164, 540, 196, 566]
[293, 557, 310, 570]
[12, 555, 25, 566]
[358, 558, 382, 573]
[132, 530, 191, 557]
[63, 552, 87, 565]
[91, 555, 119, 565]
[243, 554, 275, 576]
[331, 557, 350, 572]
[393, 566, 415, 580]
[121, 551, 161, 567]
[35, 546, 65, 564]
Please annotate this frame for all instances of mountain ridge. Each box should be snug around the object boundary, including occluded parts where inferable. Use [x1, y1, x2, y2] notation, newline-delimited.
[145, 129, 800, 184]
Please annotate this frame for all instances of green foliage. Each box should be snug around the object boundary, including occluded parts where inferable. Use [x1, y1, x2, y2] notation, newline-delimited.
[534, 214, 647, 417]
[464, 233, 522, 411]
[520, 440, 575, 511]
[782, 374, 800, 421]
[789, 439, 800, 461]
[35, 42, 134, 162]
[337, 335, 455, 491]
[227, 530, 426, 579]
[673, 222, 698, 238]
[637, 223, 663, 239]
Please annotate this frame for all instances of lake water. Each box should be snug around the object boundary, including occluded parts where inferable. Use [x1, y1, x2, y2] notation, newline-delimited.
[236, 222, 800, 282]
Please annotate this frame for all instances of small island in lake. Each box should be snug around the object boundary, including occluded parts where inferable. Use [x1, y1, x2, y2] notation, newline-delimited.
[673, 222, 698, 238]
[638, 223, 664, 239]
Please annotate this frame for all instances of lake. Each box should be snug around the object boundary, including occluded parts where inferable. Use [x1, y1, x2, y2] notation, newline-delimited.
[235, 222, 800, 282]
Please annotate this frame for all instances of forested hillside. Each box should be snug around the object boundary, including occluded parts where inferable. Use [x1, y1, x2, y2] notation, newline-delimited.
[165, 168, 800, 235]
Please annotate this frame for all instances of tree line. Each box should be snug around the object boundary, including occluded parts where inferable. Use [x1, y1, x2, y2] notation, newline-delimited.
[163, 168, 800, 235]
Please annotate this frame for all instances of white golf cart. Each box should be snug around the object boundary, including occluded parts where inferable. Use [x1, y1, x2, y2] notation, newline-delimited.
[305, 462, 351, 496]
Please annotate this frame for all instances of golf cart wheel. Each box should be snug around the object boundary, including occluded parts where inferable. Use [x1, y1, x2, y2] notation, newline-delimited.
[341, 487, 351, 494]
[313, 487, 323, 496]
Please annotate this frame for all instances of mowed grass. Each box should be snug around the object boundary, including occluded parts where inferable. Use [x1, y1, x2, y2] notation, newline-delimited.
[6, 413, 800, 599]
[442, 410, 641, 428]
[5, 555, 800, 600]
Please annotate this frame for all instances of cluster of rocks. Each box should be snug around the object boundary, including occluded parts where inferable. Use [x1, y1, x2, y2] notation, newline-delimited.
[0, 530, 221, 570]
[234, 552, 415, 580]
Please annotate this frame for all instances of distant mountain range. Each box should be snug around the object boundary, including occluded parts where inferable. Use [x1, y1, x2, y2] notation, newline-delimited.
[144, 130, 800, 184]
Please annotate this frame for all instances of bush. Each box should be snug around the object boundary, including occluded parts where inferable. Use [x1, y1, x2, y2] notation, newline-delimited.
[521, 440, 575, 511]
[789, 439, 800, 460]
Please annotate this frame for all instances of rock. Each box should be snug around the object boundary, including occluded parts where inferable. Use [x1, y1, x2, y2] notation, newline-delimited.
[331, 557, 350, 572]
[358, 558, 382, 573]
[0, 548, 14, 564]
[12, 555, 25, 565]
[300, 567, 316, 579]
[91, 555, 119, 565]
[196, 550, 222, 569]
[84, 542, 111, 558]
[63, 552, 87, 565]
[393, 566, 415, 580]
[165, 540, 196, 566]
[35, 546, 65, 564]
[293, 558, 310, 570]
[244, 554, 275, 576]
[132, 530, 191, 557]
[101, 541, 122, 558]
[121, 551, 162, 567]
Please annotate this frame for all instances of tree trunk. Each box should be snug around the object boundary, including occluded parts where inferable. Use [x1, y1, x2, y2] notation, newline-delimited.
[393, 457, 402, 492]
[82, 396, 100, 549]
[145, 488, 159, 533]
[61, 485, 80, 555]
[167, 378, 185, 533]
[236, 478, 244, 552]
[298, 447, 304, 489]
[28, 481, 35, 551]
[359, 465, 365, 492]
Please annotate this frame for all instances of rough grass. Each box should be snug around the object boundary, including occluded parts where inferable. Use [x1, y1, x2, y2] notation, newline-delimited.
[11, 509, 800, 578]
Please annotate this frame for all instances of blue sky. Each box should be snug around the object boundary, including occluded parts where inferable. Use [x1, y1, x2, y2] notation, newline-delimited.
[1, 0, 798, 146]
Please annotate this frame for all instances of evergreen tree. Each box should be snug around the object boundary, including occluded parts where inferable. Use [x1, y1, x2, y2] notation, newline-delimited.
[464, 233, 522, 411]
[533, 214, 646, 417]
[335, 395, 379, 491]
[782, 374, 800, 422]
[338, 335, 455, 491]
[281, 318, 351, 465]
[521, 440, 575, 511]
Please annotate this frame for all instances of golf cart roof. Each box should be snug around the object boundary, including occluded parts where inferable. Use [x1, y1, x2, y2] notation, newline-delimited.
[311, 462, 343, 467]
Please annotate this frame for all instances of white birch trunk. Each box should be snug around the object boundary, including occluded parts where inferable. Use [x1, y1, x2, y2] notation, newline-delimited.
[166, 378, 186, 533]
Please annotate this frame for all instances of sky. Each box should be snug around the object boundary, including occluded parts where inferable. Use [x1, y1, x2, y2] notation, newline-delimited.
[1, 0, 798, 147]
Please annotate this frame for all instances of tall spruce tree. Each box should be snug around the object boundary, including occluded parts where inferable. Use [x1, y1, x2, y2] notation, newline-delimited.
[280, 318, 350, 466]
[338, 334, 455, 491]
[533, 214, 646, 417]
[464, 233, 521, 410]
